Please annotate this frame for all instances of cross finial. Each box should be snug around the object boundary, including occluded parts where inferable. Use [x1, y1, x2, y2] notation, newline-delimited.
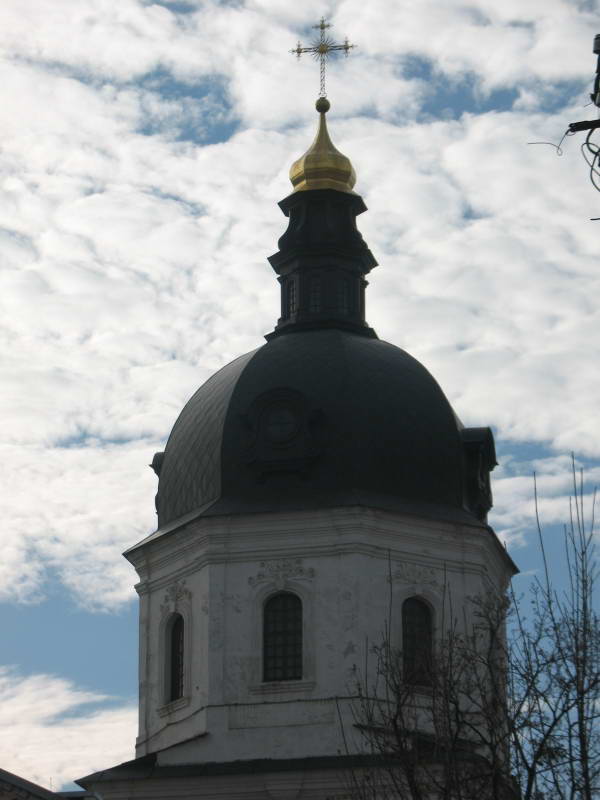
[290, 17, 356, 98]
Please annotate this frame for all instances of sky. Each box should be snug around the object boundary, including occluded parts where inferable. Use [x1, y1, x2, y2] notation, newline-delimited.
[1, 0, 600, 790]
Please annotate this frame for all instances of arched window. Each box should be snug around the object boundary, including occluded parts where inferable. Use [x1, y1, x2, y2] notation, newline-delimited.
[263, 592, 302, 682]
[402, 597, 433, 685]
[167, 613, 185, 702]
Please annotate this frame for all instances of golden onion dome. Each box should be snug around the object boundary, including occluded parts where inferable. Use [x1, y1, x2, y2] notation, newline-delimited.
[289, 97, 356, 194]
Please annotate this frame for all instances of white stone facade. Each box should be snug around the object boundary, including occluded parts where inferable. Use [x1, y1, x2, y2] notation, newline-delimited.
[125, 504, 514, 768]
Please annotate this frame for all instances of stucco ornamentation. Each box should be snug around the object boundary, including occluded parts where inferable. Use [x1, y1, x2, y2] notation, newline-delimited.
[248, 558, 315, 590]
[391, 562, 440, 587]
[160, 579, 191, 615]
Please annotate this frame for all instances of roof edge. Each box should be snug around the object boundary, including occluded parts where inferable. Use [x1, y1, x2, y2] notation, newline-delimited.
[0, 767, 66, 800]
[78, 752, 411, 786]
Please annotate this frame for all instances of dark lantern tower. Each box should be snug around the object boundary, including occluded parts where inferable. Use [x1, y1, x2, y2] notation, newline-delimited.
[268, 97, 377, 339]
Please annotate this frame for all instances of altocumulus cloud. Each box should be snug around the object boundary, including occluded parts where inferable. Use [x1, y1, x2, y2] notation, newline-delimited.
[0, 667, 136, 789]
[1, 0, 599, 592]
[0, 0, 598, 602]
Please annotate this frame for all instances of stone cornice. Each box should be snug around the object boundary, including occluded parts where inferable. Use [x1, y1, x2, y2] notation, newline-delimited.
[130, 504, 511, 594]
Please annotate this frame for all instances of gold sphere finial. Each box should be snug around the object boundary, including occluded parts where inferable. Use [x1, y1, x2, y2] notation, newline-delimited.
[289, 99, 356, 194]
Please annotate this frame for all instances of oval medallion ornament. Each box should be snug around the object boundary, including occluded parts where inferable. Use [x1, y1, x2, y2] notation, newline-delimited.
[241, 387, 326, 480]
[264, 405, 298, 444]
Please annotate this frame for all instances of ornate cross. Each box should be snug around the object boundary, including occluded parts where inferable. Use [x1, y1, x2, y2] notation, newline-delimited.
[291, 17, 356, 98]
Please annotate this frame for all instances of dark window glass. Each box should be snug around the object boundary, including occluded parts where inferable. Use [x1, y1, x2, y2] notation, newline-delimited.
[309, 278, 321, 313]
[169, 613, 185, 702]
[263, 592, 302, 682]
[402, 597, 432, 685]
[337, 278, 350, 314]
[287, 280, 297, 315]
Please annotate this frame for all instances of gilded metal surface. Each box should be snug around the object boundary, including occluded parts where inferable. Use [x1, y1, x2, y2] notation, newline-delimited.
[289, 103, 356, 194]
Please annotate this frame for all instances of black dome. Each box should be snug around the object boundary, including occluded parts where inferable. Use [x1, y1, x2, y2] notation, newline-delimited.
[155, 328, 491, 528]
[153, 186, 496, 530]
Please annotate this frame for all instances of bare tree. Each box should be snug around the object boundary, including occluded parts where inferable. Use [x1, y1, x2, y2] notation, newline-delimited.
[508, 464, 600, 799]
[343, 459, 599, 800]
[344, 588, 516, 799]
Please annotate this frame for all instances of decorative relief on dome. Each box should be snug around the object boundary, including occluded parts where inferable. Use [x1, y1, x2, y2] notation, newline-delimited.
[248, 558, 315, 590]
[390, 563, 440, 587]
[160, 579, 191, 615]
[264, 404, 299, 444]
[241, 387, 326, 480]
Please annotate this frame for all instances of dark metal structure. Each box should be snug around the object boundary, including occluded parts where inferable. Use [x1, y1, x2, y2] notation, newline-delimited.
[151, 180, 496, 533]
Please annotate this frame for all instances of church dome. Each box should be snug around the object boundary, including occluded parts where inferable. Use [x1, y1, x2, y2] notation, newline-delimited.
[152, 102, 496, 531]
[155, 328, 475, 528]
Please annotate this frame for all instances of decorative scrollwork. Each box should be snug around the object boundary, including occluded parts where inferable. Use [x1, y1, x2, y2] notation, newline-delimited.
[160, 578, 191, 615]
[391, 562, 440, 587]
[249, 558, 315, 590]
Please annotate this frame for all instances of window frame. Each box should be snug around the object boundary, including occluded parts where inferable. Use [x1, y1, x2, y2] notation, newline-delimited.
[248, 577, 315, 694]
[336, 277, 351, 315]
[308, 276, 321, 313]
[401, 595, 434, 686]
[158, 604, 192, 714]
[262, 590, 303, 683]
[166, 612, 185, 702]
[286, 279, 297, 316]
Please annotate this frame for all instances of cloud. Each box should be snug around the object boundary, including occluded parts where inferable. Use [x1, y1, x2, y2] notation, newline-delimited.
[490, 453, 600, 546]
[0, 666, 135, 790]
[0, 0, 205, 82]
[337, 0, 596, 89]
[356, 107, 600, 449]
[1, 442, 157, 609]
[1, 0, 599, 613]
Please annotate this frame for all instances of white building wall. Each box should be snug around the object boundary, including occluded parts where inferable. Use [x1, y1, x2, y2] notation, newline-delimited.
[127, 506, 513, 766]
